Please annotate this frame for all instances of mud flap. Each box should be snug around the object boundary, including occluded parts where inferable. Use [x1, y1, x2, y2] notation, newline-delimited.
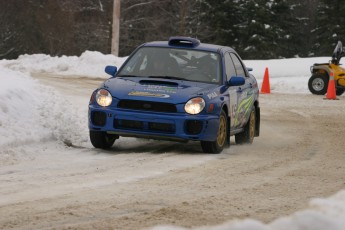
[255, 106, 260, 137]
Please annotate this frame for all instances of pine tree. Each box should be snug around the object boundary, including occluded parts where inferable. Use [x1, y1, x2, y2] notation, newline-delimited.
[313, 0, 345, 56]
[198, 0, 242, 48]
[284, 1, 310, 57]
[199, 0, 297, 59]
[236, 0, 278, 59]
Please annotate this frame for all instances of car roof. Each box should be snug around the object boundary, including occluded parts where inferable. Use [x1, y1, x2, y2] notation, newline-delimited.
[141, 36, 236, 54]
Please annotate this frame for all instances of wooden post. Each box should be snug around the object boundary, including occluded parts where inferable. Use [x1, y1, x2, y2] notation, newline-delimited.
[111, 0, 120, 56]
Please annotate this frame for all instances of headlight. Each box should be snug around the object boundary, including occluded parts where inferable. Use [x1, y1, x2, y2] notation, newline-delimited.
[184, 97, 205, 114]
[96, 89, 112, 107]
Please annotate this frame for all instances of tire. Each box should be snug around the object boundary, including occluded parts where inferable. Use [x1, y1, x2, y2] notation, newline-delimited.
[201, 110, 228, 154]
[308, 74, 328, 95]
[336, 88, 345, 96]
[235, 108, 256, 145]
[89, 131, 117, 149]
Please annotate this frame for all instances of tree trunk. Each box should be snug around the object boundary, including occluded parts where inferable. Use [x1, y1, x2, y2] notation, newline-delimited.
[111, 0, 120, 56]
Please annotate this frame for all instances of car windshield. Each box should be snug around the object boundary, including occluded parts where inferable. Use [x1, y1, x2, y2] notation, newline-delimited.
[117, 47, 221, 84]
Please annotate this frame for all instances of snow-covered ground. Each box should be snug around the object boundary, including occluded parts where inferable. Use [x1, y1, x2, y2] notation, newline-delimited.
[1, 51, 345, 230]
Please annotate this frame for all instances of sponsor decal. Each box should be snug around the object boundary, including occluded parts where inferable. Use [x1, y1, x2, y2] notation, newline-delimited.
[207, 92, 218, 99]
[128, 91, 170, 98]
[142, 85, 178, 94]
[233, 95, 254, 126]
[239, 91, 248, 100]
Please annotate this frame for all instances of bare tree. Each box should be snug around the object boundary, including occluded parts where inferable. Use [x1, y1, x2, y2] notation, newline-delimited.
[0, 2, 16, 58]
[119, 0, 202, 56]
[0, 0, 113, 59]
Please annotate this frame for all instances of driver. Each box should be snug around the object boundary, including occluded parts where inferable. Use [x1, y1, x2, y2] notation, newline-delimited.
[148, 49, 180, 76]
[198, 55, 219, 81]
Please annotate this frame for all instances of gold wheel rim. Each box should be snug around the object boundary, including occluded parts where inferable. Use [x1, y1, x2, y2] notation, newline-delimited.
[217, 115, 226, 147]
[249, 110, 256, 141]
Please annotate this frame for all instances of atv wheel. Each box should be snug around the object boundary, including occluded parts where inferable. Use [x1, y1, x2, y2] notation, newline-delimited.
[201, 110, 227, 154]
[336, 88, 345, 96]
[308, 74, 328, 95]
[90, 131, 118, 149]
[235, 108, 256, 144]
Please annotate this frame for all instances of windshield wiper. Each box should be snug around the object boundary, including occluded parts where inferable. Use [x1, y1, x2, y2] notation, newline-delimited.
[148, 76, 189, 81]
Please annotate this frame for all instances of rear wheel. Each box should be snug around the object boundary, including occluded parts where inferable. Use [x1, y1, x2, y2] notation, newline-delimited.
[308, 74, 328, 95]
[336, 88, 345, 96]
[90, 131, 118, 149]
[235, 109, 256, 144]
[201, 110, 227, 154]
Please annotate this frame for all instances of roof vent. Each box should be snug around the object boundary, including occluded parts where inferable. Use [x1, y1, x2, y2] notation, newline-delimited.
[168, 36, 200, 47]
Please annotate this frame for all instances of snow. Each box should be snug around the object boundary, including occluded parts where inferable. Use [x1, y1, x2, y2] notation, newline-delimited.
[1, 51, 127, 78]
[0, 51, 344, 230]
[151, 190, 345, 230]
[244, 57, 332, 94]
[0, 65, 88, 149]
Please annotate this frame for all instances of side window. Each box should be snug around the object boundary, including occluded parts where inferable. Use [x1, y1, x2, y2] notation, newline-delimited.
[224, 53, 237, 81]
[230, 53, 246, 77]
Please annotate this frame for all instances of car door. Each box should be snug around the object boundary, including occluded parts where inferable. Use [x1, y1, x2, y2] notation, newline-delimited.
[224, 52, 242, 129]
[229, 53, 253, 128]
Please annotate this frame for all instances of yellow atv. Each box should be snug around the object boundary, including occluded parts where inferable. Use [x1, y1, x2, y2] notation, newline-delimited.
[309, 41, 345, 95]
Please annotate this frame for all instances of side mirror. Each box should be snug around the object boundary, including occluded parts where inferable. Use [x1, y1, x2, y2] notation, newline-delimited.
[105, 65, 117, 77]
[228, 76, 245, 86]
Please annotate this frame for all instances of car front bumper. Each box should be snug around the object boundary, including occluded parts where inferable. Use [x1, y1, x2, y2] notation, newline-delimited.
[88, 106, 220, 142]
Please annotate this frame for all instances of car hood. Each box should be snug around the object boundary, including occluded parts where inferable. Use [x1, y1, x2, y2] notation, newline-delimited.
[102, 77, 219, 103]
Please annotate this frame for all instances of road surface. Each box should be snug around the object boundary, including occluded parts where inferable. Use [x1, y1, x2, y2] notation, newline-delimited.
[1, 73, 345, 229]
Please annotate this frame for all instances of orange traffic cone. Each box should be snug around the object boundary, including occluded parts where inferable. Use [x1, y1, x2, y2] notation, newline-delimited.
[260, 67, 270, 94]
[324, 71, 338, 100]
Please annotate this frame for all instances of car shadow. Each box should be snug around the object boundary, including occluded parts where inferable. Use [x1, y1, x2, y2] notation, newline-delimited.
[94, 138, 205, 155]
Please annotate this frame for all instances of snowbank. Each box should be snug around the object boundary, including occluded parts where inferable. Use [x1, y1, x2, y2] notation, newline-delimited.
[244, 57, 331, 79]
[151, 190, 345, 230]
[0, 66, 88, 148]
[244, 57, 333, 94]
[1, 51, 127, 78]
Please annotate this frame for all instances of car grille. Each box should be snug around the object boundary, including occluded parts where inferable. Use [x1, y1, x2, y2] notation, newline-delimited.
[117, 100, 177, 113]
[114, 119, 175, 133]
[148, 122, 175, 133]
[114, 119, 143, 130]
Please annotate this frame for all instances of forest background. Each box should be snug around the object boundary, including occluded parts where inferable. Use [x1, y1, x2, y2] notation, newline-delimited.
[0, 0, 342, 60]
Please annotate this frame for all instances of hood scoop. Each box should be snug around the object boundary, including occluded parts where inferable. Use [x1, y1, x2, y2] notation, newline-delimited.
[139, 80, 178, 87]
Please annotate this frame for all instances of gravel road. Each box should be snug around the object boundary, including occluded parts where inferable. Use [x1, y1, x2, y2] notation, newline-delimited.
[1, 74, 345, 230]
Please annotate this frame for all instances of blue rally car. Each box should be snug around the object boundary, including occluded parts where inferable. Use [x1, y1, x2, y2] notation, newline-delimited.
[88, 37, 260, 153]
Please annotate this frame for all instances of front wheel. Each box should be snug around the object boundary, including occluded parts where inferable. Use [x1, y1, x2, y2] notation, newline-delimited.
[235, 109, 256, 144]
[201, 110, 228, 154]
[308, 74, 328, 95]
[90, 131, 118, 149]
